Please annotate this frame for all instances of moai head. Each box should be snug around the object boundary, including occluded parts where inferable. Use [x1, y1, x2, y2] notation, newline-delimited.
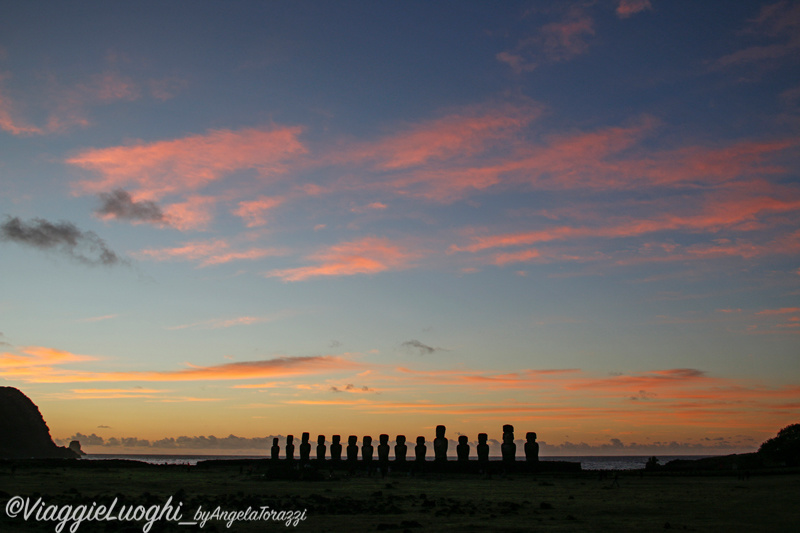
[286, 435, 294, 445]
[478, 433, 488, 445]
[348, 435, 357, 445]
[526, 432, 537, 443]
[273, 437, 279, 446]
[436, 425, 446, 439]
[379, 434, 389, 445]
[458, 435, 468, 445]
[503, 424, 514, 443]
[363, 435, 372, 446]
[396, 435, 406, 445]
[416, 436, 425, 445]
[318, 435, 326, 446]
[332, 435, 341, 444]
[301, 432, 310, 443]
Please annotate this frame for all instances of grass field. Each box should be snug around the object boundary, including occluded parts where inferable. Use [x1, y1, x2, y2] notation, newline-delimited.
[1, 461, 798, 532]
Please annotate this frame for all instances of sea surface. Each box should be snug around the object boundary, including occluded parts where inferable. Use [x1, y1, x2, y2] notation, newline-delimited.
[84, 454, 715, 470]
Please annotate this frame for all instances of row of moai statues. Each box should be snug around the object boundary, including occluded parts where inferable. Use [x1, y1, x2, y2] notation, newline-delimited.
[269, 424, 539, 462]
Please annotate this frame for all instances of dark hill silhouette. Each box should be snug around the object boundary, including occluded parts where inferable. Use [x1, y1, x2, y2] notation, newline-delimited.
[0, 386, 79, 459]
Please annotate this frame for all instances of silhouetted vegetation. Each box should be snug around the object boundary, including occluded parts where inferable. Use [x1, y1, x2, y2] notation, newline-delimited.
[758, 423, 800, 466]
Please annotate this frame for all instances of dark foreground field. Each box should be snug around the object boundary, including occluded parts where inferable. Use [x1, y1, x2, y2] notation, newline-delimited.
[1, 461, 798, 532]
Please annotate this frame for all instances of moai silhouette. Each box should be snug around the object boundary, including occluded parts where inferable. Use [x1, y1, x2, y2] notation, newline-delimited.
[271, 437, 280, 461]
[378, 434, 390, 463]
[501, 424, 515, 463]
[285, 434, 295, 461]
[457, 435, 470, 462]
[477, 433, 490, 463]
[415, 436, 427, 462]
[395, 435, 408, 462]
[525, 432, 539, 463]
[378, 434, 390, 477]
[331, 435, 343, 462]
[299, 432, 311, 462]
[362, 435, 374, 463]
[434, 425, 448, 462]
[316, 435, 326, 461]
[346, 435, 359, 463]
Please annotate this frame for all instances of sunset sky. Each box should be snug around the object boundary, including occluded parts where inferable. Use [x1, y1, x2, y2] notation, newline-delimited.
[1, 1, 798, 456]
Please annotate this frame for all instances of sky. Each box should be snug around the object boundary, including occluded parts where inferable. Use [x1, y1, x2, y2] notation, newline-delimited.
[1, 0, 798, 456]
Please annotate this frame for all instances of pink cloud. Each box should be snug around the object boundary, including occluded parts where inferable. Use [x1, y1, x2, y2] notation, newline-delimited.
[450, 186, 800, 263]
[717, 1, 800, 66]
[266, 237, 417, 282]
[148, 76, 188, 101]
[162, 195, 216, 231]
[330, 101, 540, 171]
[616, 0, 652, 19]
[233, 196, 285, 227]
[87, 72, 140, 102]
[136, 238, 284, 267]
[68, 126, 307, 199]
[167, 312, 294, 330]
[539, 9, 595, 61]
[756, 307, 800, 315]
[1, 350, 359, 383]
[350, 202, 388, 214]
[0, 76, 44, 135]
[498, 8, 595, 73]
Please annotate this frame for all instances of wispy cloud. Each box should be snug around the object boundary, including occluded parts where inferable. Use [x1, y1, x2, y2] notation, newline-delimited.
[717, 0, 800, 67]
[69, 126, 307, 200]
[498, 7, 595, 73]
[77, 314, 119, 323]
[266, 237, 418, 282]
[135, 238, 285, 267]
[233, 196, 285, 227]
[616, 0, 652, 19]
[1, 216, 125, 266]
[167, 312, 294, 330]
[0, 76, 44, 135]
[330, 101, 539, 170]
[0, 69, 166, 136]
[755, 307, 800, 315]
[0, 348, 360, 383]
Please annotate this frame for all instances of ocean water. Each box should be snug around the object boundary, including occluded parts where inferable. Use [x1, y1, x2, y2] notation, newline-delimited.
[84, 454, 714, 470]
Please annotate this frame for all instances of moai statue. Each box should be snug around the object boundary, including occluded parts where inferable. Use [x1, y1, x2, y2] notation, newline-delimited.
[362, 435, 374, 463]
[395, 435, 408, 462]
[299, 432, 311, 463]
[316, 435, 326, 462]
[378, 434, 390, 463]
[434, 425, 448, 462]
[285, 434, 295, 461]
[415, 436, 427, 462]
[378, 434, 390, 477]
[271, 437, 280, 461]
[477, 433, 490, 463]
[346, 435, 359, 463]
[330, 435, 343, 462]
[457, 435, 470, 462]
[501, 424, 516, 463]
[525, 432, 539, 463]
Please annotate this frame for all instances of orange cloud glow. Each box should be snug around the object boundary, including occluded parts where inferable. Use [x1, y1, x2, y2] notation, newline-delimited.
[68, 126, 307, 199]
[2, 351, 359, 383]
[756, 307, 800, 315]
[233, 196, 285, 227]
[266, 237, 417, 282]
[330, 101, 540, 171]
[136, 238, 284, 267]
[617, 0, 652, 18]
[0, 81, 44, 135]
